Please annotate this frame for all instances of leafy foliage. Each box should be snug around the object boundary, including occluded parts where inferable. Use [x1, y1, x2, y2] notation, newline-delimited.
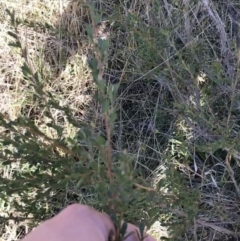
[0, 3, 199, 240]
[1, 0, 240, 241]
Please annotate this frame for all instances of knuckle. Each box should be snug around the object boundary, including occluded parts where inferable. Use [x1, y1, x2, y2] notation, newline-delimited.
[63, 203, 92, 216]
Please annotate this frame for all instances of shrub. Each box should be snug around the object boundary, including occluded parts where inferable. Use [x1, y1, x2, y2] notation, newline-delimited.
[1, 1, 240, 241]
[0, 3, 198, 241]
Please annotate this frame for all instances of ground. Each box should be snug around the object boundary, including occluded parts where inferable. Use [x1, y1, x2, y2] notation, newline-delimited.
[0, 0, 240, 240]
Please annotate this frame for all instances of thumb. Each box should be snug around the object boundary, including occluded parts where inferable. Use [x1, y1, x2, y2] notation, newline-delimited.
[123, 223, 156, 241]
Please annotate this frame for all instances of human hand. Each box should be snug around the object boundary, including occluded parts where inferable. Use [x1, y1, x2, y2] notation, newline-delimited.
[21, 204, 156, 241]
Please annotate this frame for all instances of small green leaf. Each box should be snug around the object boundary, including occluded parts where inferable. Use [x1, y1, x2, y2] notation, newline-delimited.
[46, 123, 63, 137]
[6, 9, 16, 26]
[5, 9, 12, 17]
[138, 223, 145, 240]
[96, 79, 106, 92]
[88, 4, 101, 23]
[2, 140, 13, 146]
[2, 160, 14, 166]
[120, 221, 128, 237]
[98, 38, 109, 53]
[85, 24, 93, 41]
[94, 135, 106, 147]
[44, 22, 52, 29]
[9, 41, 21, 48]
[76, 178, 84, 188]
[21, 63, 32, 78]
[109, 212, 117, 224]
[88, 58, 99, 79]
[111, 83, 120, 98]
[7, 31, 18, 39]
[102, 100, 110, 113]
[160, 29, 170, 37]
[34, 72, 41, 83]
[109, 112, 117, 124]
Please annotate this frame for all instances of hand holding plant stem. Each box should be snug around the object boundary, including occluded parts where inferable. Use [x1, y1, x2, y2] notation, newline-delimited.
[21, 204, 156, 241]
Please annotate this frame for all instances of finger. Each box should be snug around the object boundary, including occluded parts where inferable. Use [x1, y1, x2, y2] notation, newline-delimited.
[54, 204, 116, 240]
[124, 222, 156, 241]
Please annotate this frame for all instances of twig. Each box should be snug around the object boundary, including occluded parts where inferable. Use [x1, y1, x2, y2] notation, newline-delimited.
[105, 114, 113, 182]
[197, 220, 237, 237]
[225, 152, 240, 199]
[133, 183, 177, 199]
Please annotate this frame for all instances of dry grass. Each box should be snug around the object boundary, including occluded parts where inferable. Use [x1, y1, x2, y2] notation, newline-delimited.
[1, 0, 240, 240]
